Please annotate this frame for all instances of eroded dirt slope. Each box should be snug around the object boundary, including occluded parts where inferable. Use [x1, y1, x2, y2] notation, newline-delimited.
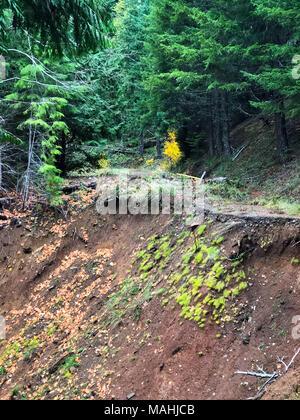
[0, 188, 299, 400]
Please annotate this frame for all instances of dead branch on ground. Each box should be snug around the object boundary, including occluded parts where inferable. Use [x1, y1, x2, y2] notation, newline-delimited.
[235, 347, 300, 400]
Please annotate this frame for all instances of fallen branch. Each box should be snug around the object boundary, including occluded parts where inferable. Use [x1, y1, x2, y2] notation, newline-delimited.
[176, 173, 204, 181]
[0, 376, 7, 390]
[292, 240, 300, 247]
[200, 171, 207, 182]
[279, 347, 300, 374]
[235, 370, 278, 379]
[232, 145, 248, 162]
[235, 347, 300, 400]
[73, 227, 88, 244]
[247, 390, 266, 401]
[207, 177, 227, 183]
[104, 148, 138, 155]
[251, 374, 278, 400]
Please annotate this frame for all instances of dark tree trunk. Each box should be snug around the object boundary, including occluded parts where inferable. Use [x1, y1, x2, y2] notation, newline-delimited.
[139, 132, 145, 158]
[275, 109, 288, 163]
[207, 92, 214, 156]
[213, 90, 223, 156]
[57, 132, 67, 177]
[156, 136, 163, 159]
[179, 121, 189, 156]
[220, 90, 231, 158]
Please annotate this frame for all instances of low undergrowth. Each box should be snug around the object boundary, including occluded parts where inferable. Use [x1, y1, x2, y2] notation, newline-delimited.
[205, 181, 250, 203]
[103, 220, 249, 335]
[251, 196, 300, 217]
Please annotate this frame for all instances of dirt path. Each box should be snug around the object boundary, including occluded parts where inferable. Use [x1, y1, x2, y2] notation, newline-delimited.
[65, 170, 300, 222]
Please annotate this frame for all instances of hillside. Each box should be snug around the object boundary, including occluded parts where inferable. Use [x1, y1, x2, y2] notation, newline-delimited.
[0, 172, 299, 400]
[187, 118, 300, 217]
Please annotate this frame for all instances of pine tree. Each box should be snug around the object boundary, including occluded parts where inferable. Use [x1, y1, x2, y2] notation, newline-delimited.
[0, 0, 112, 55]
[144, 0, 241, 157]
[5, 55, 71, 204]
[242, 0, 300, 162]
[114, 0, 150, 149]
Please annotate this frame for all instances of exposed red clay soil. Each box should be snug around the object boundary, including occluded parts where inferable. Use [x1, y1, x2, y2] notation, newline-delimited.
[0, 190, 299, 400]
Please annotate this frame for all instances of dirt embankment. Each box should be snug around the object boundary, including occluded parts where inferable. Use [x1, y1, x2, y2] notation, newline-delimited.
[0, 196, 299, 400]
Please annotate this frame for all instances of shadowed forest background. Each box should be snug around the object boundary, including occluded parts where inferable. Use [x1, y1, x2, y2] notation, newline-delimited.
[0, 0, 299, 209]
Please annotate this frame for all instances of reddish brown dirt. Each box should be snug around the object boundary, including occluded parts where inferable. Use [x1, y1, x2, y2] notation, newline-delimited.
[95, 218, 300, 401]
[0, 196, 300, 400]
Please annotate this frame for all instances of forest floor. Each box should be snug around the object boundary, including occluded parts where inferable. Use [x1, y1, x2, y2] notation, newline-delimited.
[0, 171, 299, 400]
[187, 118, 300, 218]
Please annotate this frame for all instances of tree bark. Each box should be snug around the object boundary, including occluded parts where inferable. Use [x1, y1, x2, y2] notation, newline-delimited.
[212, 90, 222, 156]
[220, 90, 231, 158]
[275, 110, 288, 163]
[156, 136, 163, 159]
[206, 92, 214, 156]
[139, 132, 145, 158]
[57, 131, 67, 177]
[62, 181, 96, 194]
[23, 123, 35, 207]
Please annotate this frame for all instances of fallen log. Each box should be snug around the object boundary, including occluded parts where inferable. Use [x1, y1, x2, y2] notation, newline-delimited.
[176, 173, 204, 181]
[207, 177, 227, 183]
[62, 181, 97, 194]
[104, 148, 138, 155]
[232, 145, 248, 161]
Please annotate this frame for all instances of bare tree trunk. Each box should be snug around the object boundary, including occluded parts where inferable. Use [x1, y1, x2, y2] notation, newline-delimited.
[275, 106, 288, 164]
[207, 89, 232, 158]
[207, 92, 214, 156]
[220, 90, 231, 158]
[213, 90, 223, 156]
[57, 131, 66, 177]
[156, 136, 163, 159]
[22, 123, 36, 207]
[139, 132, 145, 158]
